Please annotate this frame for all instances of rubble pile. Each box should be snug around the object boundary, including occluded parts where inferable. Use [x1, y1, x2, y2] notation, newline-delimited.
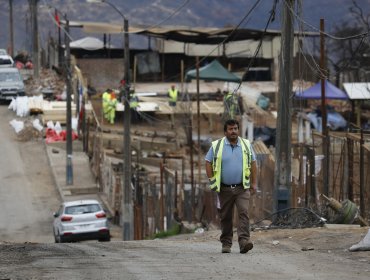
[24, 68, 65, 99]
[16, 119, 44, 142]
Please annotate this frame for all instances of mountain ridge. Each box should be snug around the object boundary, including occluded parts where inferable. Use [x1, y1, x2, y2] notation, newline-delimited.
[0, 0, 369, 52]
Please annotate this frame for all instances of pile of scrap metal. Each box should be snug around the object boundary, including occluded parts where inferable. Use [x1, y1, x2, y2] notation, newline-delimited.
[321, 194, 368, 227]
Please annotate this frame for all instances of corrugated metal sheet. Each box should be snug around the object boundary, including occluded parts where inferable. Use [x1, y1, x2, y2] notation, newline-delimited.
[343, 83, 370, 100]
[65, 21, 318, 44]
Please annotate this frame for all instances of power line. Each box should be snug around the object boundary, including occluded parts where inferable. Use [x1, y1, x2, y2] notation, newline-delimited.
[128, 0, 191, 33]
[163, 0, 264, 82]
[283, 0, 370, 40]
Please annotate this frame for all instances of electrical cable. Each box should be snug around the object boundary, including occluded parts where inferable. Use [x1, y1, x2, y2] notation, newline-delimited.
[283, 0, 370, 40]
[127, 0, 191, 33]
[162, 0, 264, 82]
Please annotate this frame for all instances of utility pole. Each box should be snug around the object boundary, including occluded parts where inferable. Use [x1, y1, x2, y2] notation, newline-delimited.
[320, 18, 329, 197]
[29, 0, 40, 79]
[65, 18, 73, 186]
[320, 19, 327, 134]
[196, 56, 201, 222]
[122, 17, 133, 240]
[86, 0, 133, 240]
[9, 0, 14, 57]
[273, 0, 295, 212]
[55, 9, 63, 68]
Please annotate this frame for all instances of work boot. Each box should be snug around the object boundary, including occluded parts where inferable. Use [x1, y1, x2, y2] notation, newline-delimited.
[221, 244, 231, 253]
[239, 239, 253, 254]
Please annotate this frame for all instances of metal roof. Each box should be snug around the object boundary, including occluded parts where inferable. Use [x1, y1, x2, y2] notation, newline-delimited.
[64, 21, 319, 44]
[343, 83, 370, 100]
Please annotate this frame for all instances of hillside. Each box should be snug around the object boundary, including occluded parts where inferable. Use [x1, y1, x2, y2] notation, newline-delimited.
[0, 0, 370, 52]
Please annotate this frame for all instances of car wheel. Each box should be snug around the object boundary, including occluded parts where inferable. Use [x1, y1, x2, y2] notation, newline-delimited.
[53, 229, 59, 243]
[56, 231, 63, 243]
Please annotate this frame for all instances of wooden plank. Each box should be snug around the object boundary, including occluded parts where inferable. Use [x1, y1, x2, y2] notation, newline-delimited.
[323, 224, 361, 229]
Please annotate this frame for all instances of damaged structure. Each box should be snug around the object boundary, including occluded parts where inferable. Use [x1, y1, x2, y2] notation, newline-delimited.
[31, 21, 370, 239]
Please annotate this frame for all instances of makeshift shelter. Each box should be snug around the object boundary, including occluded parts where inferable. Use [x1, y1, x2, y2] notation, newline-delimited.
[69, 37, 115, 51]
[185, 60, 241, 83]
[295, 80, 348, 100]
[343, 83, 370, 100]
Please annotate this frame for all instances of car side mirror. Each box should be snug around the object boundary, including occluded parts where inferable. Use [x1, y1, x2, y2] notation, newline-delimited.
[53, 212, 59, 218]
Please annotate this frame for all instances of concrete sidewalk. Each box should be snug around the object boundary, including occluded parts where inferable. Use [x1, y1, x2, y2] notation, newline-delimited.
[45, 141, 98, 201]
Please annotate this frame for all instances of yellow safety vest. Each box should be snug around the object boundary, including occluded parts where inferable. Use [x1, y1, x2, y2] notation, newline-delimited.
[209, 137, 252, 192]
[168, 88, 178, 102]
[130, 92, 138, 108]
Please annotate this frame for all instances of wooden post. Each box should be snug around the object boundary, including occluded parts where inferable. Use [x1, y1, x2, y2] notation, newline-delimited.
[133, 55, 137, 88]
[320, 18, 329, 197]
[196, 56, 201, 210]
[160, 162, 164, 231]
[320, 19, 327, 133]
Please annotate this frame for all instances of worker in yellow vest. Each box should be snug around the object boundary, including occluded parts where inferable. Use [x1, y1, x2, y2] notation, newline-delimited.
[168, 85, 178, 106]
[102, 89, 112, 122]
[205, 119, 257, 254]
[223, 90, 237, 119]
[102, 89, 118, 124]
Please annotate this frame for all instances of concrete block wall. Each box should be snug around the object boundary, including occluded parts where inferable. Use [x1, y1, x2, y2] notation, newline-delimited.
[77, 58, 124, 92]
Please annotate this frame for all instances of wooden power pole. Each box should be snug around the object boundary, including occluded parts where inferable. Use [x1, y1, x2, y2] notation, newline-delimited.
[320, 18, 329, 197]
[9, 0, 14, 57]
[273, 0, 295, 212]
[29, 0, 40, 79]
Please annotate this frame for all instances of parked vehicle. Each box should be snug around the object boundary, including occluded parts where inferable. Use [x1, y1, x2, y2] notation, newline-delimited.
[0, 67, 25, 101]
[53, 200, 111, 243]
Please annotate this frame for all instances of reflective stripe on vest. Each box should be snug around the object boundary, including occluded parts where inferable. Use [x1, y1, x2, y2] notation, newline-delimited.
[209, 137, 252, 192]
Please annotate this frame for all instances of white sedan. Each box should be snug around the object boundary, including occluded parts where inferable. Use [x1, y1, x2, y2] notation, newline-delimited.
[53, 200, 110, 243]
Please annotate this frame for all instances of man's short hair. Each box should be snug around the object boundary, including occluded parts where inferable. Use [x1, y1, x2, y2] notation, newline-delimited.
[224, 119, 239, 132]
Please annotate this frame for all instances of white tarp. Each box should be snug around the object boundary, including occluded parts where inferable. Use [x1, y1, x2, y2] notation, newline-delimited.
[343, 83, 370, 100]
[349, 229, 370, 251]
[69, 37, 115, 51]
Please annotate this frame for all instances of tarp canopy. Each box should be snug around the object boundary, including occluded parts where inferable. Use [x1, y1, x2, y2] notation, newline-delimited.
[185, 60, 241, 83]
[343, 83, 370, 100]
[295, 80, 348, 100]
[69, 37, 115, 50]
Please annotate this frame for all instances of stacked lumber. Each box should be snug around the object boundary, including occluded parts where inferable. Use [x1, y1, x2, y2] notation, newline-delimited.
[41, 101, 93, 124]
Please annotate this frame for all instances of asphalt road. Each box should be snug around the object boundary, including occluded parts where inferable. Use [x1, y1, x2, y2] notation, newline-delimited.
[0, 105, 60, 243]
[1, 105, 370, 280]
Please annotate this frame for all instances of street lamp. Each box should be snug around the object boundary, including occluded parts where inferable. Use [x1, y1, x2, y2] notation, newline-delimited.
[87, 0, 133, 241]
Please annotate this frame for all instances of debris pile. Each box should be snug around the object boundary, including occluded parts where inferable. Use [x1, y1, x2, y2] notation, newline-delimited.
[251, 208, 326, 230]
[10, 118, 44, 142]
[24, 68, 65, 99]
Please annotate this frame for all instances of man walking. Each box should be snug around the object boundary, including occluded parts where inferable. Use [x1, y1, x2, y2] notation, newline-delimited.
[205, 119, 257, 254]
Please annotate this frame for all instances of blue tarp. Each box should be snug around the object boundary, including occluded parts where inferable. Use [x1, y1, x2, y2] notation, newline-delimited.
[295, 80, 348, 100]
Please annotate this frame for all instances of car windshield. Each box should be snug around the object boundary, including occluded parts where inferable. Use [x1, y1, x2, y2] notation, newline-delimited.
[65, 204, 102, 215]
[0, 59, 13, 65]
[0, 72, 20, 82]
